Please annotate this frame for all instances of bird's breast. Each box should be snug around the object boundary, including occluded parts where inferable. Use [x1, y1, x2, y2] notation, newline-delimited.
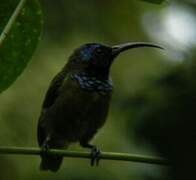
[45, 75, 112, 142]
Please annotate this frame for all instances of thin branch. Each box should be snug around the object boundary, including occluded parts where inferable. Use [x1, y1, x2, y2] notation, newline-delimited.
[0, 0, 27, 47]
[0, 146, 168, 165]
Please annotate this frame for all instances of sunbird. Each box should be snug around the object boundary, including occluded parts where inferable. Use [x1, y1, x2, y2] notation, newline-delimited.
[37, 42, 163, 172]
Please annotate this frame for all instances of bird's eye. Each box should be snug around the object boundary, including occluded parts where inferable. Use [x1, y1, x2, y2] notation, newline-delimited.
[95, 48, 102, 54]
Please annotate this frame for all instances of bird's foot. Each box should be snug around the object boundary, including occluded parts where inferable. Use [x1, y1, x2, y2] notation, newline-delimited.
[90, 146, 101, 166]
[41, 142, 50, 155]
[79, 141, 101, 166]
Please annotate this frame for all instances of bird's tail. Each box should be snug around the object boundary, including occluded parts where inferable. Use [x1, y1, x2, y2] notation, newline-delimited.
[40, 154, 63, 172]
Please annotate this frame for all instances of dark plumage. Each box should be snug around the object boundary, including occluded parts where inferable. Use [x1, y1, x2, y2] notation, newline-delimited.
[37, 42, 163, 172]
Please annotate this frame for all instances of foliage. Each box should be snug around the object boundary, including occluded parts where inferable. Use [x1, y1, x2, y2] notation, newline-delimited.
[0, 0, 42, 93]
[141, 0, 167, 4]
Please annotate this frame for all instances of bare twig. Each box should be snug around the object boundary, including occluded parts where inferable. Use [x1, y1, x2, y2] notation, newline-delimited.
[0, 146, 168, 165]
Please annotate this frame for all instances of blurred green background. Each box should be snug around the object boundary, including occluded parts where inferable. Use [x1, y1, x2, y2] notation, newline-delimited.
[0, 0, 196, 179]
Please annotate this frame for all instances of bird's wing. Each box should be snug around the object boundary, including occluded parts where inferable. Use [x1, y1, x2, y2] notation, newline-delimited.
[42, 71, 66, 109]
[37, 70, 66, 146]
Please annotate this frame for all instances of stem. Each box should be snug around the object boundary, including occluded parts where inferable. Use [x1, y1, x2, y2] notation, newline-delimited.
[0, 0, 27, 47]
[0, 146, 168, 166]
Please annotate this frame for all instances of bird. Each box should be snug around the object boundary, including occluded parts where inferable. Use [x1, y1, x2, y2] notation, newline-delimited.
[37, 42, 163, 172]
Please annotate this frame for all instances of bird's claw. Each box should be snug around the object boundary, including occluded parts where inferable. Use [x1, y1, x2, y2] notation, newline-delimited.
[41, 142, 49, 155]
[90, 146, 101, 166]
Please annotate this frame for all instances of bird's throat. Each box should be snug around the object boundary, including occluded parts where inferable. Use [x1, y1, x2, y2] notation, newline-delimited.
[70, 73, 113, 92]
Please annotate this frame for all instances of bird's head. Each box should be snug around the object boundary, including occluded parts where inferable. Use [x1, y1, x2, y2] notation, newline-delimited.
[66, 42, 163, 79]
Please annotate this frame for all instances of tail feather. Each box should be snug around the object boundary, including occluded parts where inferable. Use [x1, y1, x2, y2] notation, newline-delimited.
[40, 155, 63, 172]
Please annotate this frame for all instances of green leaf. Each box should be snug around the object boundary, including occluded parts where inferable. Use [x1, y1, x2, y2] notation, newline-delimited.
[141, 0, 167, 4]
[0, 0, 42, 93]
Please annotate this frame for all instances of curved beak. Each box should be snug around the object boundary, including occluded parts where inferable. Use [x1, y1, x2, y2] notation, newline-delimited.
[111, 42, 164, 58]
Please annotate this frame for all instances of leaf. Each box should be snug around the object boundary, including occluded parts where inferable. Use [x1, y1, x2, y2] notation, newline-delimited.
[141, 0, 167, 4]
[0, 0, 42, 93]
